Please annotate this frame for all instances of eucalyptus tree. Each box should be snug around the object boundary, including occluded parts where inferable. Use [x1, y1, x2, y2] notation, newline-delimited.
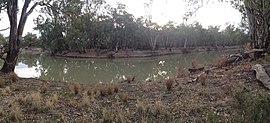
[161, 21, 175, 49]
[186, 0, 270, 50]
[22, 32, 38, 47]
[0, 0, 43, 73]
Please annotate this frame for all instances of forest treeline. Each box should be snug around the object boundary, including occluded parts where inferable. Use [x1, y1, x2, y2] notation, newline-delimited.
[1, 0, 248, 54]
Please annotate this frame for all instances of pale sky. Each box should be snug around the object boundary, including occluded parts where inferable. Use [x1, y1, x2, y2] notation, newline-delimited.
[0, 0, 241, 36]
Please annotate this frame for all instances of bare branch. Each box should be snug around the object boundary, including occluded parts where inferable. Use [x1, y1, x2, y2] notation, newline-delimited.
[0, 27, 9, 31]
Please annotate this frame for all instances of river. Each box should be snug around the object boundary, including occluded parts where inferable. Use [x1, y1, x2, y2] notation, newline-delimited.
[10, 51, 228, 83]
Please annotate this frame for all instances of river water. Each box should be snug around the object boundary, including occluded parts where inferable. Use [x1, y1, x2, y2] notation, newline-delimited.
[11, 51, 228, 83]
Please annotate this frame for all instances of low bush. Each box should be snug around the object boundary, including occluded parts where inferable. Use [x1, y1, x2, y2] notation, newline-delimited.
[233, 87, 270, 123]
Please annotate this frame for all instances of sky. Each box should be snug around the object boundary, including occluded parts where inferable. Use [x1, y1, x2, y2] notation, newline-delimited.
[0, 0, 242, 36]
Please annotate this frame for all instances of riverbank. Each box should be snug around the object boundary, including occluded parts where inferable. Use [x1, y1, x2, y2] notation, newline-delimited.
[0, 57, 269, 122]
[22, 46, 240, 58]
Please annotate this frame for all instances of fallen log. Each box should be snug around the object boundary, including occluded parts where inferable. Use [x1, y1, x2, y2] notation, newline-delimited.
[224, 49, 266, 65]
[252, 64, 270, 89]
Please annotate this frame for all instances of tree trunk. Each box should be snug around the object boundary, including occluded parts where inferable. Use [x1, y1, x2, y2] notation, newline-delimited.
[1, 0, 38, 73]
[1, 0, 18, 73]
[1, 50, 19, 72]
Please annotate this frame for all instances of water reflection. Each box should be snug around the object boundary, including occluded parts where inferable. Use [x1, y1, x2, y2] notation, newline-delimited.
[10, 52, 226, 83]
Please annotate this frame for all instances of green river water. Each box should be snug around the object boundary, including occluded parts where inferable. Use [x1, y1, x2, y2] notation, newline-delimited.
[11, 51, 229, 83]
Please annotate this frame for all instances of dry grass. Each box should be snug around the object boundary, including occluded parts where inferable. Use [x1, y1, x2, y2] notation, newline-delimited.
[79, 94, 90, 108]
[115, 108, 126, 123]
[102, 108, 114, 122]
[214, 57, 226, 68]
[126, 75, 135, 83]
[191, 59, 197, 68]
[73, 84, 80, 95]
[136, 100, 146, 114]
[198, 74, 207, 85]
[165, 78, 174, 91]
[176, 66, 185, 78]
[120, 92, 128, 102]
[99, 83, 119, 97]
[243, 42, 252, 52]
[8, 72, 19, 82]
[9, 102, 21, 122]
[1, 86, 11, 96]
[0, 107, 4, 117]
[45, 94, 58, 109]
[24, 91, 42, 110]
[151, 100, 169, 117]
[0, 78, 5, 88]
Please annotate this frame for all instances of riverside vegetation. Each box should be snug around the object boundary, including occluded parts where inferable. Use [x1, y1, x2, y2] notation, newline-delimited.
[0, 54, 269, 122]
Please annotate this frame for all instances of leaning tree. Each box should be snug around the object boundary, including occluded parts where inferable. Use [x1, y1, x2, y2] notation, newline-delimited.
[0, 0, 42, 73]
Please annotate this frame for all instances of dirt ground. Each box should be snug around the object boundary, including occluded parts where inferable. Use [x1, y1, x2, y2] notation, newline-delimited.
[0, 57, 269, 122]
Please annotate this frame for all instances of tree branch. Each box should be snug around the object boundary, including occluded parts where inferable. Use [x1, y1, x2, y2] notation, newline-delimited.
[0, 27, 9, 31]
[18, 1, 39, 37]
[26, 2, 38, 17]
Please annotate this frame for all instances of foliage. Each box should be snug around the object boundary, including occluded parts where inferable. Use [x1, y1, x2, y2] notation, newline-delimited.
[186, 0, 270, 50]
[22, 32, 38, 47]
[233, 87, 270, 123]
[34, 0, 248, 55]
[0, 33, 6, 46]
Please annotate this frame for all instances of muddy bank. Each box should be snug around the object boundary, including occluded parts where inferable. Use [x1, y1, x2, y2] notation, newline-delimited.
[0, 59, 269, 122]
[56, 46, 239, 59]
[22, 46, 240, 58]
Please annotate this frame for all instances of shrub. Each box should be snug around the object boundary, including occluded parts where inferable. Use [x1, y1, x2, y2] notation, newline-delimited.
[233, 87, 270, 123]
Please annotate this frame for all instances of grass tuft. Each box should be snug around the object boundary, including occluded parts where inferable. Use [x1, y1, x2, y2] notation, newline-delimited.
[102, 108, 114, 122]
[165, 78, 174, 91]
[9, 102, 22, 122]
[191, 59, 197, 68]
[0, 78, 6, 88]
[45, 93, 58, 109]
[214, 57, 226, 68]
[1, 86, 11, 96]
[80, 93, 90, 108]
[73, 84, 80, 95]
[176, 66, 185, 78]
[8, 72, 19, 82]
[120, 92, 128, 102]
[24, 91, 42, 110]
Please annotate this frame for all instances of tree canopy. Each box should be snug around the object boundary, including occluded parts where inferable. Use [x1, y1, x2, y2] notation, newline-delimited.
[33, 0, 248, 54]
